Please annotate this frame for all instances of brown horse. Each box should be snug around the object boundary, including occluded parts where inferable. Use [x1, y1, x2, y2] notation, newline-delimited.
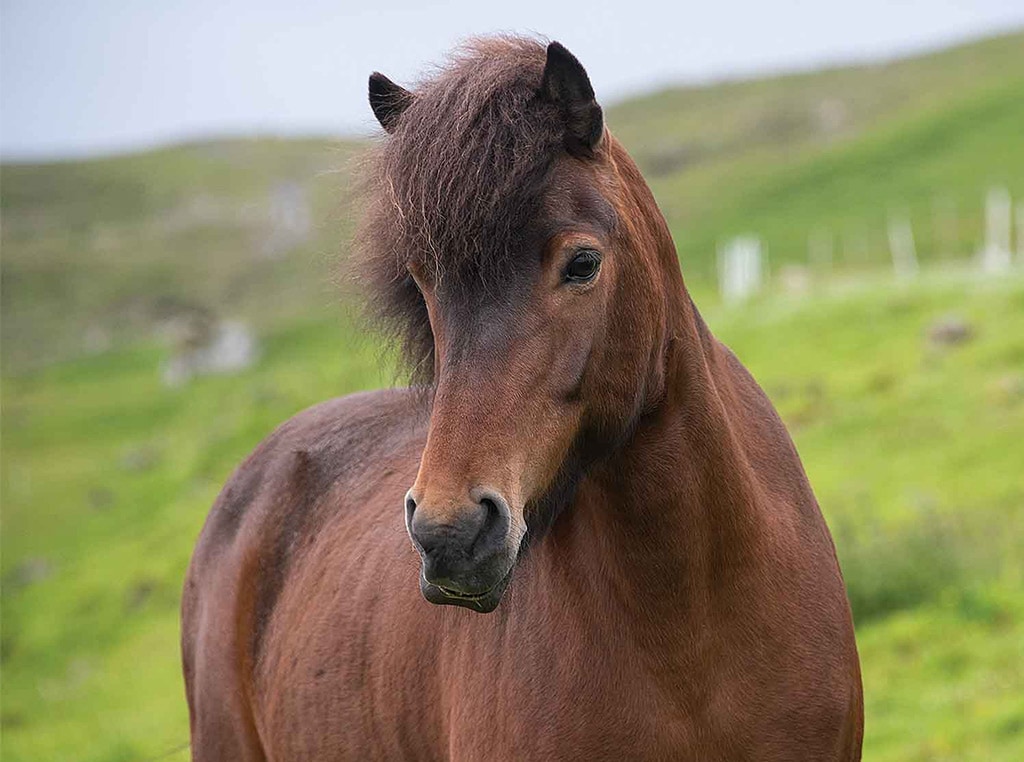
[182, 37, 863, 761]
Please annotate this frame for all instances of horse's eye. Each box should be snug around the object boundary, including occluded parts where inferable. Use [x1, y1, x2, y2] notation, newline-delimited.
[564, 250, 601, 283]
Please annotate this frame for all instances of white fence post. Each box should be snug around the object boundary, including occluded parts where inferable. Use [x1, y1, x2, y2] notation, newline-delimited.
[1015, 201, 1024, 267]
[887, 215, 918, 281]
[717, 236, 764, 304]
[978, 187, 1012, 274]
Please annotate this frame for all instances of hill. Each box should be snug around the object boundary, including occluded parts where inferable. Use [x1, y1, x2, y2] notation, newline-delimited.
[616, 30, 1024, 280]
[3, 31, 1022, 370]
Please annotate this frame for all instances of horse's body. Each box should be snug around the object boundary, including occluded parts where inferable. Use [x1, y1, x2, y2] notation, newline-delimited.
[183, 37, 862, 761]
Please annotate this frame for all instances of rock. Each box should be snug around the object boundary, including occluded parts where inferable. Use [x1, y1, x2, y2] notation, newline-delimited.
[125, 580, 157, 612]
[5, 557, 54, 589]
[927, 315, 974, 348]
[259, 182, 312, 259]
[87, 487, 115, 510]
[120, 445, 160, 473]
[161, 319, 259, 387]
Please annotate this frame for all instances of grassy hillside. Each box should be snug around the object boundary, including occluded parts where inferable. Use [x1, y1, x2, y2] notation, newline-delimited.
[3, 277, 1022, 761]
[3, 31, 1022, 371]
[615, 30, 1024, 280]
[1, 138, 362, 369]
[3, 29, 1024, 762]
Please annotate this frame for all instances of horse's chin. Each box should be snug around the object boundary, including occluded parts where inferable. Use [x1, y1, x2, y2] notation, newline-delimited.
[419, 565, 515, 614]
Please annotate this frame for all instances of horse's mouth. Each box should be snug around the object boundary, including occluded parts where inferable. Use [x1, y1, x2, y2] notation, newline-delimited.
[419, 566, 515, 613]
[436, 584, 492, 601]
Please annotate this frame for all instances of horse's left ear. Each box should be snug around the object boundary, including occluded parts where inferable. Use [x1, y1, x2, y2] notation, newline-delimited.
[539, 42, 604, 157]
[369, 72, 414, 133]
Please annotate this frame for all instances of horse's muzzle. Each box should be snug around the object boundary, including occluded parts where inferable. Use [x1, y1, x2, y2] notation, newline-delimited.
[405, 489, 518, 613]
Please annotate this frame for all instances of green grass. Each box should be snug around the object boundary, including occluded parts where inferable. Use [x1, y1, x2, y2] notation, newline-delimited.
[616, 30, 1024, 282]
[3, 277, 1022, 761]
[3, 28, 1024, 762]
[1, 314, 388, 761]
[1, 137, 362, 370]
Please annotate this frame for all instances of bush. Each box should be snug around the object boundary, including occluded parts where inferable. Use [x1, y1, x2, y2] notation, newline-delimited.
[835, 506, 972, 624]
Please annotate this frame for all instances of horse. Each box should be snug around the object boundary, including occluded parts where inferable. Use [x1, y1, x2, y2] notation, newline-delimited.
[182, 36, 863, 761]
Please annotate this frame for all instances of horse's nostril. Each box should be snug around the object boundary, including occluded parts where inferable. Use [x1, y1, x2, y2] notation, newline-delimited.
[404, 491, 418, 535]
[472, 489, 510, 519]
[469, 492, 512, 560]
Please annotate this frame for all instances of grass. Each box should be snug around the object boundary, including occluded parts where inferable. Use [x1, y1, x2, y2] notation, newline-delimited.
[1, 314, 388, 761]
[1, 137, 362, 370]
[3, 28, 1024, 762]
[3, 277, 1022, 761]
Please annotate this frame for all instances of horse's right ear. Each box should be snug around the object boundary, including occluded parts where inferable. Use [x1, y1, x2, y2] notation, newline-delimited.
[369, 72, 414, 133]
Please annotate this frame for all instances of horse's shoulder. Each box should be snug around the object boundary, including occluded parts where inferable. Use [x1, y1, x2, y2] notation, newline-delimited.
[183, 388, 427, 703]
[275, 387, 428, 468]
[193, 388, 425, 561]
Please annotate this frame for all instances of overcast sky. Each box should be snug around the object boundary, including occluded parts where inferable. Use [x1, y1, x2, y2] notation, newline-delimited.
[2, 0, 1022, 160]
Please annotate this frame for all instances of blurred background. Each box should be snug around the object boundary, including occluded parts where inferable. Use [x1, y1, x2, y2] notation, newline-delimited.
[2, 1, 1023, 760]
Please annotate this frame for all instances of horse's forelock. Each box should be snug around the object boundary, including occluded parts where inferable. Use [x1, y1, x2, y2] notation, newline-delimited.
[354, 36, 570, 382]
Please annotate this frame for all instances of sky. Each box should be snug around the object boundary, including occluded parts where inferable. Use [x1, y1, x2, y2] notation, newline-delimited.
[2, 0, 1022, 160]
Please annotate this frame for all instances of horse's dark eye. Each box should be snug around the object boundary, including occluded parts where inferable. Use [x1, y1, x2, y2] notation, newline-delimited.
[564, 250, 601, 283]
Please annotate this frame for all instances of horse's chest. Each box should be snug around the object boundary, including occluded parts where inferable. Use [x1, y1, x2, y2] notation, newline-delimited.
[432, 629, 699, 760]
[263, 608, 845, 762]
[448, 676, 690, 760]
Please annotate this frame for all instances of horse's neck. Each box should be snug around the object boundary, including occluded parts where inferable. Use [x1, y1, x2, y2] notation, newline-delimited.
[553, 147, 771, 634]
[554, 305, 768, 632]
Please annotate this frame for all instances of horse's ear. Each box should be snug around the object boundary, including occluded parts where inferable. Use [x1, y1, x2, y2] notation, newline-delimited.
[369, 72, 414, 133]
[539, 42, 604, 157]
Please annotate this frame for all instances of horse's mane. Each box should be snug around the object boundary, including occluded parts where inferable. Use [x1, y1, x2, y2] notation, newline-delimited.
[354, 35, 568, 382]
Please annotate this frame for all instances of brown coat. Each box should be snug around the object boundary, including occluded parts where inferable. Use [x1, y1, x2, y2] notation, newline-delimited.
[182, 36, 862, 761]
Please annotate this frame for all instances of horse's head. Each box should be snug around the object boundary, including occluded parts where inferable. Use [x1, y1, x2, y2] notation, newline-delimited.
[361, 38, 681, 612]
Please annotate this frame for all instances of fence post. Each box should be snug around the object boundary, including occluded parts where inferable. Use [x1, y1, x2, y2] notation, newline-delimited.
[978, 187, 1012, 274]
[718, 236, 764, 304]
[887, 214, 918, 281]
[1016, 201, 1024, 267]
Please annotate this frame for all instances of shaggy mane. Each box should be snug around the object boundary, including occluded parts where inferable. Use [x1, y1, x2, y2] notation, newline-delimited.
[353, 36, 568, 382]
